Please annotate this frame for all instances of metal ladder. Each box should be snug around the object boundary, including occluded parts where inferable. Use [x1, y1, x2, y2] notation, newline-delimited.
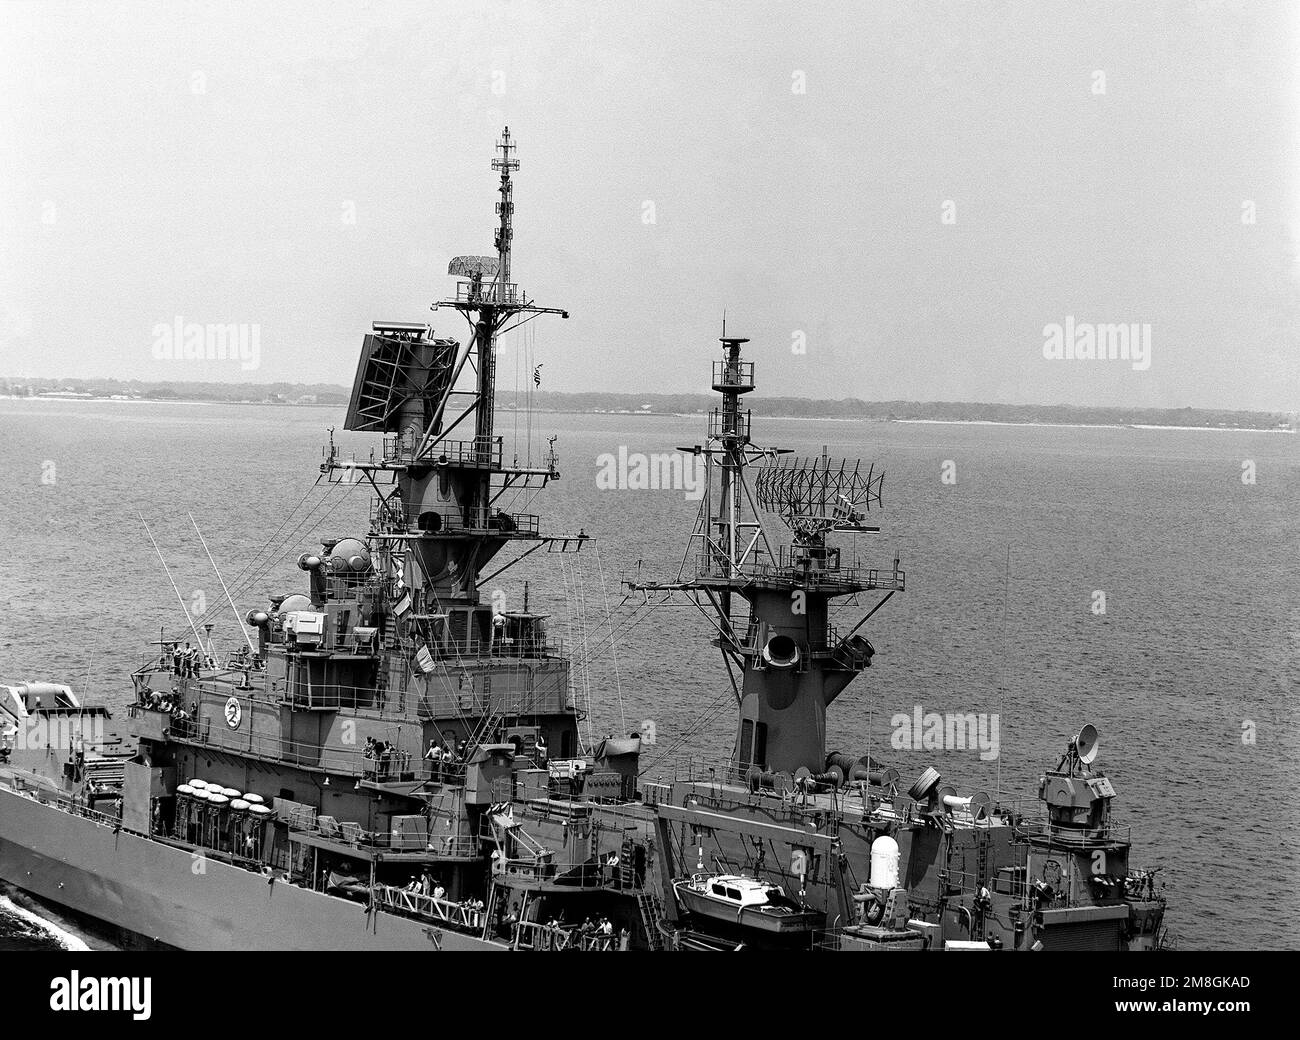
[467, 704, 508, 754]
[973, 833, 991, 942]
[635, 889, 665, 950]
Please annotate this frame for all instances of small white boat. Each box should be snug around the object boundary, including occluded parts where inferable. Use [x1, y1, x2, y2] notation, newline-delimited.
[672, 874, 825, 936]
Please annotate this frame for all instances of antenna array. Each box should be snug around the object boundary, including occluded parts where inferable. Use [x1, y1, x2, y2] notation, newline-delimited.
[755, 454, 885, 539]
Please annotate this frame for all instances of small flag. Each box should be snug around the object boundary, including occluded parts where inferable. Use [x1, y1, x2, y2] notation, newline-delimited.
[533, 363, 543, 388]
[414, 645, 435, 674]
[389, 553, 408, 601]
[393, 591, 412, 617]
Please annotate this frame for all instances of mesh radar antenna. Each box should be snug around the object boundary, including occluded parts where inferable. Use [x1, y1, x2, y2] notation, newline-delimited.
[755, 452, 885, 542]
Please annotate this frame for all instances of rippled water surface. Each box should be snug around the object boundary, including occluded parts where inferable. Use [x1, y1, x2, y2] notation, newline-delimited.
[0, 399, 1296, 950]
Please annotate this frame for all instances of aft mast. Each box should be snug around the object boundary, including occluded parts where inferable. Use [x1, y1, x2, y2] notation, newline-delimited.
[629, 333, 905, 774]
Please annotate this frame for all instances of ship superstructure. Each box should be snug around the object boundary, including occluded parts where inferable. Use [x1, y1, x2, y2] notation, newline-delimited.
[0, 129, 1166, 953]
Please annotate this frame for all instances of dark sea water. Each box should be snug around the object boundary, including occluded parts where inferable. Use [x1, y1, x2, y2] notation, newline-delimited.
[0, 399, 1295, 951]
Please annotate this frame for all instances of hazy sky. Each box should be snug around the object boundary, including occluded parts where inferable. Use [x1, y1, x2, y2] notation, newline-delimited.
[2, 0, 1296, 410]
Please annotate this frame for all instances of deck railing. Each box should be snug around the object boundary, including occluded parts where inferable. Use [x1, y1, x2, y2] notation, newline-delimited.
[454, 279, 519, 306]
[707, 408, 750, 442]
[382, 435, 503, 469]
[1015, 817, 1132, 847]
[511, 919, 621, 951]
[648, 757, 1044, 826]
[288, 811, 478, 858]
[372, 885, 485, 929]
[700, 554, 906, 592]
[168, 717, 435, 783]
[712, 359, 755, 391]
[370, 501, 541, 537]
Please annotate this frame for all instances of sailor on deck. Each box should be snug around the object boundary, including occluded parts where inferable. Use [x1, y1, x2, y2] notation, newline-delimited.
[425, 739, 443, 778]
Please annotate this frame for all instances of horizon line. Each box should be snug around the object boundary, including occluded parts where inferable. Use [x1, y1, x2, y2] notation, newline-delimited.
[1, 374, 1294, 419]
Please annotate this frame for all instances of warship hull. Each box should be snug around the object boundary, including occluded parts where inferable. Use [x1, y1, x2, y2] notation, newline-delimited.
[0, 785, 502, 951]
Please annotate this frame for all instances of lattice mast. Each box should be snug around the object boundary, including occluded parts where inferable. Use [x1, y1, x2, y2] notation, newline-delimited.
[419, 123, 572, 564]
[493, 128, 516, 299]
[699, 335, 779, 603]
[468, 127, 516, 447]
[433, 126, 567, 467]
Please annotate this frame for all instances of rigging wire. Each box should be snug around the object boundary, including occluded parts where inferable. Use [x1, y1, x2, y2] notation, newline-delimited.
[580, 560, 597, 736]
[572, 552, 595, 746]
[194, 475, 365, 637]
[238, 473, 364, 589]
[187, 475, 329, 628]
[561, 589, 671, 681]
[558, 553, 594, 753]
[997, 543, 1011, 800]
[512, 324, 519, 464]
[637, 687, 735, 776]
[526, 321, 535, 466]
[190, 478, 335, 627]
[215, 483, 345, 609]
[593, 541, 626, 736]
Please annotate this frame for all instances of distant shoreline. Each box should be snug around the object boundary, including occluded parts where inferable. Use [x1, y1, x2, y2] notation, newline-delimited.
[888, 418, 1295, 434]
[0, 394, 335, 408]
[2, 394, 1293, 433]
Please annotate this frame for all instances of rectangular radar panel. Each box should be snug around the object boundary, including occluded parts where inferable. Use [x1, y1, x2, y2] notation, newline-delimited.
[344, 331, 458, 433]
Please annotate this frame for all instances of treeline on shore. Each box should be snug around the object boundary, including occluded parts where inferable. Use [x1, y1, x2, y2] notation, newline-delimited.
[2, 378, 1293, 430]
[1, 377, 350, 406]
[503, 390, 1295, 431]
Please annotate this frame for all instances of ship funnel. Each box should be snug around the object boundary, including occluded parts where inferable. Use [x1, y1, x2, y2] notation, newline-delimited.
[761, 634, 800, 669]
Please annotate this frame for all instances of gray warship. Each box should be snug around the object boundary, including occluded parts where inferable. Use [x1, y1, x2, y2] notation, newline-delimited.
[0, 129, 1167, 951]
